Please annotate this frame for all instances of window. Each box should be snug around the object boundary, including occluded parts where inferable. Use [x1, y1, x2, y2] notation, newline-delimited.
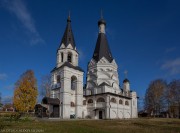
[57, 75, 60, 83]
[68, 53, 72, 63]
[119, 99, 123, 104]
[69, 38, 71, 41]
[71, 102, 75, 107]
[83, 100, 86, 105]
[125, 101, 129, 106]
[90, 90, 93, 95]
[71, 76, 77, 90]
[97, 98, 105, 102]
[61, 53, 63, 62]
[87, 99, 93, 104]
[110, 98, 116, 103]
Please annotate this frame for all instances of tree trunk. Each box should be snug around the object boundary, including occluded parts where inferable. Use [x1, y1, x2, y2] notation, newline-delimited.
[179, 103, 180, 119]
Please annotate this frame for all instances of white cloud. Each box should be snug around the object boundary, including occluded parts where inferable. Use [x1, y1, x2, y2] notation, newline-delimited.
[0, 73, 8, 80]
[1, 0, 44, 45]
[165, 47, 176, 53]
[4, 84, 14, 90]
[161, 58, 180, 75]
[2, 96, 13, 104]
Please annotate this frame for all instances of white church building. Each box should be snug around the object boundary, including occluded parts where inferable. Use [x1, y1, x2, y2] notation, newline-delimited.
[42, 14, 138, 119]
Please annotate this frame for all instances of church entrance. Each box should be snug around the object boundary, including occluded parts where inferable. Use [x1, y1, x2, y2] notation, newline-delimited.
[53, 105, 59, 117]
[99, 111, 103, 119]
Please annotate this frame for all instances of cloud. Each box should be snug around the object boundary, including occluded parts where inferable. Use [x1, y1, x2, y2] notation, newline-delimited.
[4, 84, 14, 90]
[2, 96, 13, 104]
[1, 0, 44, 45]
[0, 73, 8, 80]
[165, 47, 176, 53]
[161, 58, 180, 75]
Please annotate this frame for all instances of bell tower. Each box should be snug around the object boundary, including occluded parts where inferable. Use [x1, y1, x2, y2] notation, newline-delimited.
[57, 14, 78, 67]
[51, 14, 84, 119]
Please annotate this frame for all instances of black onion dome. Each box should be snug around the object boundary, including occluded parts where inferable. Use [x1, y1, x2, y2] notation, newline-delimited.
[123, 78, 130, 83]
[98, 18, 106, 26]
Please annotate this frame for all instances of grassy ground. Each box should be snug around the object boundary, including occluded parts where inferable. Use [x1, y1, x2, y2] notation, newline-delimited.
[0, 118, 180, 133]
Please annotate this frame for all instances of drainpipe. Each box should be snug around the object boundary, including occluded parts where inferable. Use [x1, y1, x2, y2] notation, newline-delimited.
[109, 95, 110, 119]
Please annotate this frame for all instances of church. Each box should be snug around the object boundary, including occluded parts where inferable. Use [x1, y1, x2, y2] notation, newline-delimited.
[42, 14, 138, 119]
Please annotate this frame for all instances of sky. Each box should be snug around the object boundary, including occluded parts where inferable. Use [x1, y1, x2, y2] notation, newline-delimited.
[0, 0, 180, 107]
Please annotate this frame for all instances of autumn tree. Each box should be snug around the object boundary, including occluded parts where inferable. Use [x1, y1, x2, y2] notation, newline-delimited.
[167, 80, 180, 118]
[144, 79, 167, 117]
[13, 70, 38, 113]
[40, 74, 51, 98]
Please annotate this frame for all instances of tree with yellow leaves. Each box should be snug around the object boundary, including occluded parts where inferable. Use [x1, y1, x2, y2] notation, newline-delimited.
[13, 70, 38, 113]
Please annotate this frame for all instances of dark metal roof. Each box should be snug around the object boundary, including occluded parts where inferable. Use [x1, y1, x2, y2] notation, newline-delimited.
[42, 97, 60, 105]
[123, 78, 130, 83]
[98, 18, 106, 26]
[92, 33, 113, 62]
[51, 62, 84, 72]
[59, 16, 76, 49]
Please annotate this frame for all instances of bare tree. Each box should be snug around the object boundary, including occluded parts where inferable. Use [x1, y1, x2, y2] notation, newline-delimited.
[168, 80, 180, 118]
[144, 79, 167, 117]
[0, 92, 2, 107]
[40, 74, 51, 98]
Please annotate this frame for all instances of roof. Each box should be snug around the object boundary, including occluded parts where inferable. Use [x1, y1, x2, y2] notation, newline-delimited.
[98, 18, 106, 26]
[92, 33, 113, 62]
[99, 82, 111, 87]
[42, 97, 60, 105]
[59, 16, 76, 49]
[123, 78, 130, 83]
[51, 62, 84, 72]
[84, 92, 132, 99]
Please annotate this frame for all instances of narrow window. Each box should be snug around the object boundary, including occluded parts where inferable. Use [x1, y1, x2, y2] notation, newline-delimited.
[83, 100, 86, 105]
[71, 102, 75, 107]
[68, 53, 72, 63]
[119, 99, 123, 105]
[57, 75, 60, 83]
[61, 53, 63, 62]
[125, 101, 129, 106]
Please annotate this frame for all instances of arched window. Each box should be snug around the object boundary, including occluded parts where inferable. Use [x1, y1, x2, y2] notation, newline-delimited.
[61, 53, 63, 62]
[87, 99, 93, 104]
[125, 101, 129, 106]
[110, 98, 116, 103]
[57, 75, 60, 83]
[67, 52, 72, 63]
[119, 99, 123, 104]
[97, 98, 105, 102]
[83, 100, 86, 105]
[71, 102, 75, 107]
[71, 76, 77, 90]
[112, 82, 115, 87]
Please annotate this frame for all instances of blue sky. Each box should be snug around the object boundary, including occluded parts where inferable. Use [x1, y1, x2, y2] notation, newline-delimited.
[0, 0, 180, 107]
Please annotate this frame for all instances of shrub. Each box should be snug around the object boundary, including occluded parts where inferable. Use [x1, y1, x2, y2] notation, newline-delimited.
[0, 112, 21, 121]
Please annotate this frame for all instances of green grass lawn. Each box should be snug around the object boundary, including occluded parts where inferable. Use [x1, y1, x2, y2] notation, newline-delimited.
[0, 118, 180, 133]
